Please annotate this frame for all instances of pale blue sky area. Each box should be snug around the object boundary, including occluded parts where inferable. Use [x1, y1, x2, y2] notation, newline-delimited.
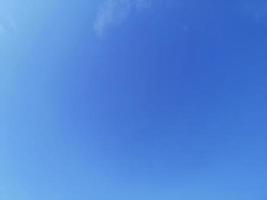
[1, 0, 267, 200]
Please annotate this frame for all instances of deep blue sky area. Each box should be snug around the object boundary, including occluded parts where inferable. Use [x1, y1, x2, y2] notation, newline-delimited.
[1, 0, 267, 199]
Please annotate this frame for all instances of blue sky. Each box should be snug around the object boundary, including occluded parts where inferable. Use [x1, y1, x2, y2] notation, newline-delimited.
[1, 0, 267, 199]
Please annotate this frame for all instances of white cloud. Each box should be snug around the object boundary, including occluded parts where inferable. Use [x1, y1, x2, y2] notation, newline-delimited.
[94, 0, 151, 36]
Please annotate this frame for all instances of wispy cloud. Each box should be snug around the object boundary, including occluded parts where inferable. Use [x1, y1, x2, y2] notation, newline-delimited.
[94, 0, 151, 36]
[0, 15, 16, 37]
[0, 23, 5, 35]
[240, 0, 267, 24]
[0, 18, 7, 36]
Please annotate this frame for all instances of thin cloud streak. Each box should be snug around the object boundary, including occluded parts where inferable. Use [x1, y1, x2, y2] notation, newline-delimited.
[94, 0, 151, 36]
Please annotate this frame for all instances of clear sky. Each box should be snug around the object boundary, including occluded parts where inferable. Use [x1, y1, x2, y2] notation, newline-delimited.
[1, 0, 267, 199]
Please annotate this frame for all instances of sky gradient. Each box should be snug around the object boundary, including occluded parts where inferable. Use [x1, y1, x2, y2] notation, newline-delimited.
[1, 0, 267, 199]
